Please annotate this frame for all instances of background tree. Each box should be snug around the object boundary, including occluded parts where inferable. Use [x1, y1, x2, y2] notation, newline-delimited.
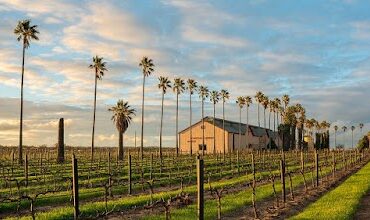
[89, 56, 107, 161]
[139, 57, 154, 160]
[173, 78, 185, 157]
[359, 123, 364, 134]
[220, 89, 230, 156]
[342, 126, 348, 147]
[262, 95, 269, 128]
[282, 94, 290, 111]
[199, 85, 209, 155]
[158, 76, 171, 160]
[186, 79, 198, 156]
[236, 96, 246, 150]
[14, 19, 39, 164]
[255, 91, 263, 127]
[351, 125, 355, 148]
[108, 100, 135, 160]
[210, 90, 220, 154]
[244, 96, 252, 148]
[334, 125, 338, 148]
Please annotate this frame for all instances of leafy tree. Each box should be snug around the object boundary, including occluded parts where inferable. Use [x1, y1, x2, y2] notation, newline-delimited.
[173, 78, 185, 156]
[357, 135, 369, 151]
[158, 76, 171, 160]
[89, 55, 107, 161]
[186, 79, 198, 155]
[108, 100, 135, 160]
[139, 57, 154, 160]
[14, 19, 39, 164]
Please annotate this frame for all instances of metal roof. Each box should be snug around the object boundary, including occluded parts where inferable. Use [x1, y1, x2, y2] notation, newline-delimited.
[179, 116, 277, 137]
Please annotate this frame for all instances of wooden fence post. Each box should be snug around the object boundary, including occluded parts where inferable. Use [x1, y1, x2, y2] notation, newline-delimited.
[315, 150, 319, 187]
[280, 159, 286, 204]
[24, 154, 28, 187]
[197, 155, 204, 220]
[128, 154, 132, 195]
[72, 154, 79, 219]
[57, 118, 65, 163]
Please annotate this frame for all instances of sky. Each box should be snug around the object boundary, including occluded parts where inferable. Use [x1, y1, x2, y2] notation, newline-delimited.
[0, 0, 369, 148]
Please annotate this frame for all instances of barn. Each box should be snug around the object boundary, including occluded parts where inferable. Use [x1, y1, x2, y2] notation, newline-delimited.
[178, 116, 281, 154]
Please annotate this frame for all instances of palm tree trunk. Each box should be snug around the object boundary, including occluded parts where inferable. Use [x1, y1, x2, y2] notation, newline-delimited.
[176, 93, 179, 157]
[213, 103, 216, 154]
[189, 93, 192, 156]
[18, 42, 25, 165]
[239, 107, 241, 150]
[351, 130, 354, 148]
[118, 131, 123, 160]
[334, 131, 337, 148]
[257, 104, 260, 127]
[140, 76, 145, 160]
[159, 91, 164, 160]
[222, 101, 226, 156]
[263, 108, 266, 128]
[246, 106, 249, 148]
[202, 98, 205, 156]
[91, 70, 98, 161]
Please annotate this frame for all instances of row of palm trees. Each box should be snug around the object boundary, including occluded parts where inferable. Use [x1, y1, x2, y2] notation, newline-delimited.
[333, 123, 364, 149]
[14, 19, 363, 165]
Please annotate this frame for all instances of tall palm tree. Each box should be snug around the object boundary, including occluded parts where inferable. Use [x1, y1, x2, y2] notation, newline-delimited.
[342, 126, 347, 147]
[89, 56, 107, 161]
[199, 85, 209, 155]
[274, 98, 281, 127]
[173, 78, 185, 157]
[262, 95, 269, 128]
[334, 125, 338, 148]
[255, 91, 263, 127]
[236, 96, 246, 150]
[359, 123, 364, 134]
[351, 125, 355, 148]
[186, 79, 198, 156]
[282, 94, 290, 111]
[139, 57, 154, 160]
[268, 100, 275, 130]
[210, 90, 220, 154]
[14, 19, 39, 164]
[220, 89, 230, 156]
[108, 100, 135, 160]
[158, 76, 171, 160]
[244, 96, 252, 148]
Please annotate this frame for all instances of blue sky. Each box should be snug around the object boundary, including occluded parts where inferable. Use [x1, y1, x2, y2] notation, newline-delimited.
[0, 0, 369, 147]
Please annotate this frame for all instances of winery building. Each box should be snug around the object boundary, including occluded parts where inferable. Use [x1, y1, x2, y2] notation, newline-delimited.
[179, 117, 282, 154]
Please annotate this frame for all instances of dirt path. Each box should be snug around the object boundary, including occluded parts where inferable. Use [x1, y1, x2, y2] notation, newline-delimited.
[354, 191, 370, 220]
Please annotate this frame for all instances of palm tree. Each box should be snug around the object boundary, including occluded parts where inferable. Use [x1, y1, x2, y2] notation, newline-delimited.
[236, 96, 246, 150]
[351, 126, 355, 148]
[262, 95, 269, 128]
[158, 76, 171, 160]
[173, 78, 185, 157]
[210, 90, 220, 154]
[274, 98, 281, 127]
[14, 19, 39, 164]
[342, 126, 347, 147]
[268, 100, 275, 131]
[255, 91, 263, 127]
[359, 123, 364, 134]
[282, 94, 290, 111]
[108, 100, 135, 160]
[89, 56, 107, 161]
[334, 125, 338, 148]
[199, 85, 209, 155]
[244, 96, 252, 148]
[139, 57, 154, 160]
[220, 89, 230, 156]
[186, 79, 198, 156]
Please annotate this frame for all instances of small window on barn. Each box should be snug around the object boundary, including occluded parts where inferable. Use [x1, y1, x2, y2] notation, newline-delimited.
[199, 144, 206, 150]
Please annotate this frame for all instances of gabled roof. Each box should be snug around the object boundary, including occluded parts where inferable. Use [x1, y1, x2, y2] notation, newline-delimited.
[179, 116, 278, 137]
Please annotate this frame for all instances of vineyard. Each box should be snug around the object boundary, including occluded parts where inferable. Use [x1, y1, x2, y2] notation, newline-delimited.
[0, 147, 368, 220]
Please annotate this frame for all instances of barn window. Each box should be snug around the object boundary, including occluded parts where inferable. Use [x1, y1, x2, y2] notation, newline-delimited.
[199, 144, 207, 150]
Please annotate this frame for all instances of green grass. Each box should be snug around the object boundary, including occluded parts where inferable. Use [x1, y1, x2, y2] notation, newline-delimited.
[143, 162, 342, 220]
[290, 161, 370, 220]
